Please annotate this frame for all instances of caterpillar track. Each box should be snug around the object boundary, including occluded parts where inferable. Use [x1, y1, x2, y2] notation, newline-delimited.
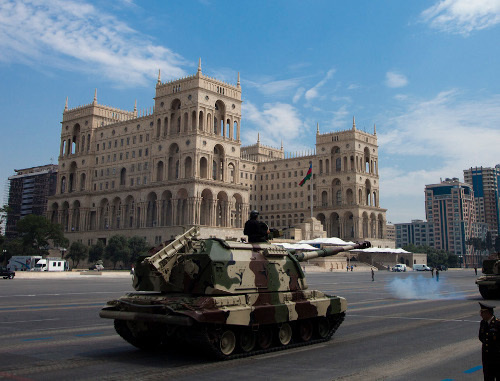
[113, 313, 345, 360]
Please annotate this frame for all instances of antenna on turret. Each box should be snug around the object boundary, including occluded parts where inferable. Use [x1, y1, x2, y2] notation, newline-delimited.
[64, 97, 68, 111]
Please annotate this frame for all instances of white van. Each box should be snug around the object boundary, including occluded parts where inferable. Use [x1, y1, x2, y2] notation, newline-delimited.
[413, 264, 431, 271]
[34, 258, 68, 272]
[393, 264, 407, 272]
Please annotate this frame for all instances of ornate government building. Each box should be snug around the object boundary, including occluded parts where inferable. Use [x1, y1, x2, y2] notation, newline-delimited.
[47, 61, 387, 246]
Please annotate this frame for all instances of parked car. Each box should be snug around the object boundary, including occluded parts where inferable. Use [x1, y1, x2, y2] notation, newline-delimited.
[0, 266, 15, 279]
[393, 264, 407, 272]
[413, 264, 431, 271]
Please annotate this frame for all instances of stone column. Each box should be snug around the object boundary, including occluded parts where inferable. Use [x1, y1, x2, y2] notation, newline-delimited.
[155, 200, 161, 227]
[171, 199, 178, 226]
[210, 200, 218, 226]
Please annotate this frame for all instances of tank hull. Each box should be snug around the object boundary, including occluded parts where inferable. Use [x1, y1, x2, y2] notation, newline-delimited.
[476, 276, 500, 299]
[100, 290, 346, 359]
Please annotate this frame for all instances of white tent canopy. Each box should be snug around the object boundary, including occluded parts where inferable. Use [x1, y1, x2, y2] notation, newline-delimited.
[351, 247, 411, 254]
[297, 237, 355, 246]
[274, 243, 318, 251]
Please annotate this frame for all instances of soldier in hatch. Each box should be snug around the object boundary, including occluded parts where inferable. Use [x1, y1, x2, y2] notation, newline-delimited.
[244, 210, 270, 243]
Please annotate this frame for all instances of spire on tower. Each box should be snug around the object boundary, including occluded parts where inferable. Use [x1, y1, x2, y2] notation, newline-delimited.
[134, 99, 137, 112]
[93, 89, 97, 105]
[157, 69, 161, 84]
[374, 123, 377, 135]
[257, 133, 260, 143]
[316, 122, 320, 134]
[237, 72, 240, 87]
[64, 97, 68, 111]
[352, 116, 356, 130]
[281, 139, 283, 150]
[198, 58, 202, 74]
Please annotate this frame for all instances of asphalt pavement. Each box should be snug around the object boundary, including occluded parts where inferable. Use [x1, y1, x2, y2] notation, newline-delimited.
[0, 269, 487, 380]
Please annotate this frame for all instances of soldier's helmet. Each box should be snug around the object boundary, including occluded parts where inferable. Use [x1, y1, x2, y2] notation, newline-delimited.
[250, 210, 259, 219]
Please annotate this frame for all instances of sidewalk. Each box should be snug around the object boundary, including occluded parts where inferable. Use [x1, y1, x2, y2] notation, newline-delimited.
[13, 270, 132, 279]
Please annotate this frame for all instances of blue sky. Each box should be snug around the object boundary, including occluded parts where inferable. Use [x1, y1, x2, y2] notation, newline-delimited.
[1, 0, 500, 224]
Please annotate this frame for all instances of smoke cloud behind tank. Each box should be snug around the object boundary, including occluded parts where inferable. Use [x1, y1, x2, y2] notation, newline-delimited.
[386, 275, 464, 300]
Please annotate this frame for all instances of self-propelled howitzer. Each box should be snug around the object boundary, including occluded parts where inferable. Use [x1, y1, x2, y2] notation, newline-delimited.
[100, 227, 371, 359]
[476, 253, 500, 299]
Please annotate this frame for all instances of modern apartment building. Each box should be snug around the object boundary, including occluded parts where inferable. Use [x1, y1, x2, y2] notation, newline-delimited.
[6, 164, 58, 238]
[424, 178, 475, 265]
[394, 220, 434, 248]
[463, 166, 500, 238]
[46, 61, 388, 246]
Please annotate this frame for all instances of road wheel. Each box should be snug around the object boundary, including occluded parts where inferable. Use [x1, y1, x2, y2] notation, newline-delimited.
[218, 329, 236, 356]
[8, 274, 14, 279]
[257, 326, 273, 349]
[239, 328, 256, 353]
[316, 317, 330, 339]
[298, 319, 313, 342]
[278, 323, 292, 346]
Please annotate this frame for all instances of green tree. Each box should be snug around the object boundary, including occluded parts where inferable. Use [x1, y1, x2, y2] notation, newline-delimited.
[0, 205, 12, 249]
[128, 236, 149, 265]
[67, 242, 88, 268]
[88, 241, 105, 264]
[486, 232, 493, 252]
[16, 215, 68, 255]
[402, 244, 453, 268]
[104, 235, 130, 269]
[494, 236, 500, 253]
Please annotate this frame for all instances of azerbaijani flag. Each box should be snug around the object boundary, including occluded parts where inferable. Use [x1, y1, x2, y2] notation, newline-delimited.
[299, 164, 312, 187]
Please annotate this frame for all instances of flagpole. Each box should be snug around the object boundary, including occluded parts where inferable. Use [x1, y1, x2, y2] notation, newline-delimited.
[310, 163, 313, 219]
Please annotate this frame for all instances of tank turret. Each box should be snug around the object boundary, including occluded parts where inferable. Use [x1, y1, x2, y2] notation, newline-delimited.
[476, 253, 500, 299]
[100, 227, 371, 359]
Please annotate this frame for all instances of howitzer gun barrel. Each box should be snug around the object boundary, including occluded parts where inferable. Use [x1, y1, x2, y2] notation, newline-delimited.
[293, 241, 371, 262]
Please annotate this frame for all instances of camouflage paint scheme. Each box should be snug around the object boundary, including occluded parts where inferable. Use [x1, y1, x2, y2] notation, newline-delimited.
[100, 227, 370, 358]
[476, 255, 500, 299]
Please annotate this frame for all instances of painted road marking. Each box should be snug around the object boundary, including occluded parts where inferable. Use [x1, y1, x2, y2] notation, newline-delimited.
[0, 291, 128, 298]
[22, 337, 53, 341]
[439, 365, 482, 380]
[0, 318, 60, 324]
[348, 314, 479, 323]
[464, 365, 482, 373]
[74, 332, 105, 337]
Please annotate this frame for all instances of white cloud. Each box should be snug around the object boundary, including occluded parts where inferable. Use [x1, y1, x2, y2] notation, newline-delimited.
[304, 68, 336, 101]
[378, 89, 500, 222]
[241, 101, 306, 150]
[329, 105, 350, 129]
[385, 71, 408, 88]
[293, 87, 306, 103]
[421, 0, 500, 35]
[245, 77, 303, 97]
[0, 0, 187, 86]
